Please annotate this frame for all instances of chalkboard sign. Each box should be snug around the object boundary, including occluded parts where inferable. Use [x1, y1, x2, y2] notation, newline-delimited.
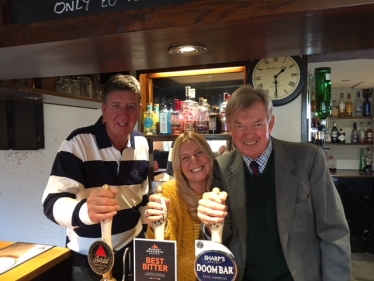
[11, 0, 191, 24]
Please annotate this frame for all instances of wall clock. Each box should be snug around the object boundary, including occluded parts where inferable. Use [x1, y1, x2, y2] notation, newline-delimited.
[247, 56, 307, 106]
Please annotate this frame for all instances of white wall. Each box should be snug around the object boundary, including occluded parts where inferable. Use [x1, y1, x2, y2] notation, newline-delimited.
[0, 96, 301, 247]
[272, 95, 302, 142]
[0, 104, 101, 246]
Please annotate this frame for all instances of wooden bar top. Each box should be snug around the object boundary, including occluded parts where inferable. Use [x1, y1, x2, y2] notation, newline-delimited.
[0, 241, 72, 281]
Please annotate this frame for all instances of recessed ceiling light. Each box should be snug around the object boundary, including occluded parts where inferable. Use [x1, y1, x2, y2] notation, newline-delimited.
[168, 45, 208, 56]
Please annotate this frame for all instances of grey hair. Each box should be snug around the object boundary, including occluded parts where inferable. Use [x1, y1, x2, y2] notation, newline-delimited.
[226, 85, 273, 122]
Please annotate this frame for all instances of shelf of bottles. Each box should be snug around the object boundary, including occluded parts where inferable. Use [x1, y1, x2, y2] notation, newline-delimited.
[142, 86, 232, 139]
[326, 89, 372, 145]
[309, 67, 374, 173]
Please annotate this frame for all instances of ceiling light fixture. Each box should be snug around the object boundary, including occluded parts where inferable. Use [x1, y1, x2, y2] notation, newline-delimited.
[168, 45, 208, 56]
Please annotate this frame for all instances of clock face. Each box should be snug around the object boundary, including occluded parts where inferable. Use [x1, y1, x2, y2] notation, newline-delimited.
[248, 56, 306, 106]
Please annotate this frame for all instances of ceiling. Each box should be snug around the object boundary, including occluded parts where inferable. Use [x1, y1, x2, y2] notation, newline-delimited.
[1, 1, 374, 84]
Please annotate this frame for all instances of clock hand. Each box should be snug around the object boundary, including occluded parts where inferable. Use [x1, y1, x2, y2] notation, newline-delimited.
[274, 67, 286, 78]
[274, 77, 278, 99]
[273, 68, 285, 99]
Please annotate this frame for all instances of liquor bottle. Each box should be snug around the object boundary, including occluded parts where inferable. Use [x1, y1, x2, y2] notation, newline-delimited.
[185, 86, 191, 101]
[337, 127, 345, 143]
[331, 100, 339, 117]
[359, 121, 366, 143]
[365, 147, 372, 171]
[314, 67, 331, 119]
[194, 97, 209, 134]
[203, 99, 211, 113]
[209, 105, 222, 134]
[171, 99, 184, 135]
[345, 93, 353, 117]
[220, 92, 230, 113]
[183, 104, 195, 132]
[366, 121, 373, 143]
[325, 128, 331, 143]
[143, 102, 154, 135]
[338, 93, 346, 117]
[189, 88, 196, 102]
[363, 93, 372, 117]
[153, 103, 160, 134]
[353, 91, 363, 117]
[351, 122, 359, 143]
[220, 93, 230, 133]
[331, 122, 339, 143]
[159, 103, 171, 135]
[359, 148, 366, 172]
[183, 86, 195, 132]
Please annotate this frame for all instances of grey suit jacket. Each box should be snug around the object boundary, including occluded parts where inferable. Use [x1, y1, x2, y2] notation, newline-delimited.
[212, 137, 351, 281]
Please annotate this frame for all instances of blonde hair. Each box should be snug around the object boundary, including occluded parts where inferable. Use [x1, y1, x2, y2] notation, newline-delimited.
[171, 131, 215, 220]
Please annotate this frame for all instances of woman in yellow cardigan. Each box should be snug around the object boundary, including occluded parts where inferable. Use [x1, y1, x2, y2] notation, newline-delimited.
[145, 131, 215, 281]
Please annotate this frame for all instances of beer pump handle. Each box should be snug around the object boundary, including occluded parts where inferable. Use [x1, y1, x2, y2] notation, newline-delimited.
[210, 187, 224, 244]
[101, 184, 116, 281]
[153, 185, 167, 240]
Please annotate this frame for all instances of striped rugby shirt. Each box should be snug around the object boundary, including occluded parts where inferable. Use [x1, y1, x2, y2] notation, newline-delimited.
[42, 117, 149, 255]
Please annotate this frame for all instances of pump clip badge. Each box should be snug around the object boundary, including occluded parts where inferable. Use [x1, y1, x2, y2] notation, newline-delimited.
[194, 240, 237, 281]
[88, 240, 114, 275]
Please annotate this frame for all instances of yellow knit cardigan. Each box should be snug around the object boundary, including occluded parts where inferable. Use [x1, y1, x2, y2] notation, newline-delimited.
[146, 179, 199, 281]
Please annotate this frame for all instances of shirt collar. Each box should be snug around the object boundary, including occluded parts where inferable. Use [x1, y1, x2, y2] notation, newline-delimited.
[242, 138, 273, 174]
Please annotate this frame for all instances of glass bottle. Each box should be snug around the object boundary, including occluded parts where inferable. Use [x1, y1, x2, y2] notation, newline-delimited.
[359, 148, 366, 172]
[363, 93, 372, 117]
[359, 121, 366, 143]
[183, 86, 195, 132]
[354, 91, 363, 117]
[220, 93, 230, 133]
[171, 99, 184, 135]
[194, 97, 209, 134]
[351, 122, 359, 143]
[331, 100, 339, 117]
[338, 127, 345, 143]
[209, 105, 221, 134]
[331, 121, 339, 143]
[314, 67, 331, 119]
[220, 92, 230, 113]
[338, 93, 346, 117]
[345, 93, 353, 117]
[324, 128, 331, 143]
[203, 99, 211, 113]
[159, 103, 171, 135]
[366, 121, 373, 143]
[365, 147, 372, 171]
[182, 109, 194, 132]
[143, 102, 154, 135]
[153, 103, 160, 134]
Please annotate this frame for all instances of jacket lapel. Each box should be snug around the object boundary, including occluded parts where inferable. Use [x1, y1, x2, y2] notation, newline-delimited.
[225, 151, 248, 260]
[272, 138, 300, 251]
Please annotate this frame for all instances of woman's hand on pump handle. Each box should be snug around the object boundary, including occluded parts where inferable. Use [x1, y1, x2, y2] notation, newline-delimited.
[144, 193, 170, 226]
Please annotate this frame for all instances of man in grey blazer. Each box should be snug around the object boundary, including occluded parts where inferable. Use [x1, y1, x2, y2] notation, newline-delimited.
[198, 85, 351, 281]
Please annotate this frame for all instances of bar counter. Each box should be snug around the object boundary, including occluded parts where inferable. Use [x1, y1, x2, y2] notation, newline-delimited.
[0, 241, 72, 281]
[330, 169, 374, 178]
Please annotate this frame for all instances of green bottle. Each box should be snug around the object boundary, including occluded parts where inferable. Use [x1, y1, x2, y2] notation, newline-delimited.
[314, 67, 331, 120]
[359, 148, 366, 172]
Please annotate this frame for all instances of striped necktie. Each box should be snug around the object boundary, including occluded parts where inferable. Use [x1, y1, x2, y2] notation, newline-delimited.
[250, 161, 260, 179]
